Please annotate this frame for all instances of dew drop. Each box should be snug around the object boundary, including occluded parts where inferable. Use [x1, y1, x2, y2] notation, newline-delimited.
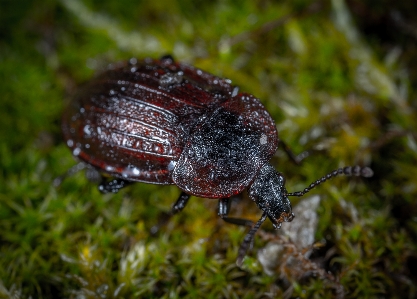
[159, 72, 184, 86]
[260, 134, 268, 145]
[167, 161, 176, 171]
[105, 165, 115, 172]
[83, 125, 91, 136]
[231, 87, 239, 97]
[73, 148, 81, 156]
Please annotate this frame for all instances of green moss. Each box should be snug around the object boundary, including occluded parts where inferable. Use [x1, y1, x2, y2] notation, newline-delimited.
[1, 0, 417, 298]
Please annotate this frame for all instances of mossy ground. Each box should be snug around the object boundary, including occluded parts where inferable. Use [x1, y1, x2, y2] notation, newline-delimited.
[1, 0, 416, 298]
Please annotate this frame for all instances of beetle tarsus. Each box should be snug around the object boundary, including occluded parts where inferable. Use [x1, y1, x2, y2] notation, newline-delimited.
[236, 212, 267, 267]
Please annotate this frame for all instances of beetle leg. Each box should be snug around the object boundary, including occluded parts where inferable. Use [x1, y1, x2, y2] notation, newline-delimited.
[170, 192, 191, 215]
[98, 177, 132, 193]
[278, 139, 310, 164]
[218, 198, 253, 227]
[150, 191, 190, 235]
[236, 212, 267, 266]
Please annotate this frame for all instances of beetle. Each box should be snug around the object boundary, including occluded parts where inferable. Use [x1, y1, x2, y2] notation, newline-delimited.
[62, 55, 373, 265]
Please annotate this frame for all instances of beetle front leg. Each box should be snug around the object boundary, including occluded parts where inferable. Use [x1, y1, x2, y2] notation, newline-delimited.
[218, 198, 254, 227]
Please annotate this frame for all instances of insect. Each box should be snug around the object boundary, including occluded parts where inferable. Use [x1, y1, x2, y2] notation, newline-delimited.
[62, 55, 373, 265]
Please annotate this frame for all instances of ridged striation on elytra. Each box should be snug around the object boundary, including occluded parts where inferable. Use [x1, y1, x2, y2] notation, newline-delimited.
[62, 58, 278, 196]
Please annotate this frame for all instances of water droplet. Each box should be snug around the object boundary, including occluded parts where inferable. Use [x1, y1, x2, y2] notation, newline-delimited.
[73, 148, 81, 156]
[231, 87, 239, 97]
[260, 134, 268, 145]
[67, 139, 74, 147]
[159, 72, 184, 86]
[167, 161, 176, 171]
[83, 125, 91, 136]
[105, 165, 115, 172]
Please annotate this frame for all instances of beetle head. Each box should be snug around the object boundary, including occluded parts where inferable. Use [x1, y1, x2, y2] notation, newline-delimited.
[248, 163, 294, 229]
[238, 163, 373, 266]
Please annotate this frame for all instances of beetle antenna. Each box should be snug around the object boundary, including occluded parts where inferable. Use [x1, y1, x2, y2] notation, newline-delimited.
[236, 212, 267, 267]
[286, 165, 373, 197]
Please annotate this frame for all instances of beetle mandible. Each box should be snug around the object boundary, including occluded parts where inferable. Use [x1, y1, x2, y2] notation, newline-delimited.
[62, 56, 373, 265]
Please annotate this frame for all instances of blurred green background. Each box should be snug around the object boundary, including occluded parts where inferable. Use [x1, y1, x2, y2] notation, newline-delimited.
[1, 0, 417, 298]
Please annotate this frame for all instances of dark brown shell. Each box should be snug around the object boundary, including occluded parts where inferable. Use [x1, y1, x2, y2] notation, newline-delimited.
[62, 57, 278, 197]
